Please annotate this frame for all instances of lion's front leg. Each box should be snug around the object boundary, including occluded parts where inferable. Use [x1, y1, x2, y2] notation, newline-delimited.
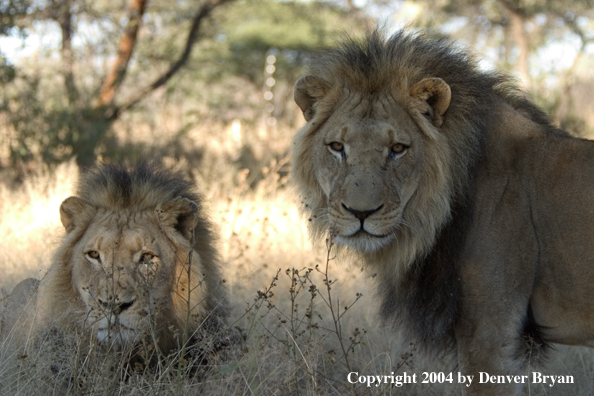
[454, 305, 529, 396]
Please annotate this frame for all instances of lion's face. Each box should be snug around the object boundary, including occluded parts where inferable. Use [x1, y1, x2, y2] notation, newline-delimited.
[55, 195, 210, 349]
[308, 94, 426, 252]
[70, 213, 184, 346]
[294, 75, 454, 261]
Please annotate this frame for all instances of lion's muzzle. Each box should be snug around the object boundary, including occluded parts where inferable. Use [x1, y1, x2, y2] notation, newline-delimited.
[95, 308, 142, 345]
[342, 203, 384, 223]
[92, 293, 142, 345]
[333, 201, 398, 252]
[340, 203, 389, 237]
[98, 297, 135, 315]
[97, 324, 140, 345]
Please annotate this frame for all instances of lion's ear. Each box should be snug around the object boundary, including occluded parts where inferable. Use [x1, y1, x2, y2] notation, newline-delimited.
[294, 75, 332, 121]
[60, 196, 91, 233]
[158, 196, 199, 241]
[410, 78, 451, 127]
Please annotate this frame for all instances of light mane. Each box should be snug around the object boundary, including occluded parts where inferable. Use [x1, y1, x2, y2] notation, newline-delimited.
[46, 162, 226, 342]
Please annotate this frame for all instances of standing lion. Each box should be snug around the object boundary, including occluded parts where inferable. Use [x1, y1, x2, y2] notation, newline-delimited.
[292, 30, 594, 395]
[0, 162, 228, 363]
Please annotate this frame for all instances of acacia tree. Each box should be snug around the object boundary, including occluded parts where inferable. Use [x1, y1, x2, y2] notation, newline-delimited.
[3, 0, 233, 167]
[86, 0, 233, 166]
[2, 0, 366, 168]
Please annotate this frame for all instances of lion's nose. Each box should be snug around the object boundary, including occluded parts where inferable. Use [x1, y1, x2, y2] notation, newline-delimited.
[342, 203, 383, 222]
[98, 298, 135, 314]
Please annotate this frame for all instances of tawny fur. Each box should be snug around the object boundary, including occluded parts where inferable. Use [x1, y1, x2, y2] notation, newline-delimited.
[1, 162, 227, 357]
[291, 30, 583, 396]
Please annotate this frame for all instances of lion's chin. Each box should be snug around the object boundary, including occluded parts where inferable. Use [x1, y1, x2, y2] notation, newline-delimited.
[335, 231, 395, 253]
[97, 326, 140, 346]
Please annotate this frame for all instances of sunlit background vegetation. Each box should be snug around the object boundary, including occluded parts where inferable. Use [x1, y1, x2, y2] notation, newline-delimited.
[2, 0, 594, 394]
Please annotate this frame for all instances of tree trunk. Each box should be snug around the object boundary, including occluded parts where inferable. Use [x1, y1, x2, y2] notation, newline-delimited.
[506, 6, 530, 89]
[54, 0, 79, 105]
[96, 0, 148, 110]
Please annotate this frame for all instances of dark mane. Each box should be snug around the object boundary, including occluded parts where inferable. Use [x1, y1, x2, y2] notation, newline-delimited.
[308, 29, 562, 134]
[306, 30, 559, 357]
[77, 162, 199, 211]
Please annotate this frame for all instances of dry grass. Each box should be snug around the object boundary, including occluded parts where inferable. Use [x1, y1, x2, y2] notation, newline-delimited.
[1, 160, 594, 395]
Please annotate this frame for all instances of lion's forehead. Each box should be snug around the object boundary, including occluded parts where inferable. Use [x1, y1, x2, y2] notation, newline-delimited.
[80, 211, 164, 254]
[93, 207, 158, 227]
[324, 95, 419, 146]
[335, 91, 401, 117]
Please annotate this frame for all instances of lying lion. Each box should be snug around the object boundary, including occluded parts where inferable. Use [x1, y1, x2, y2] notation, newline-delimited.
[292, 30, 594, 395]
[0, 162, 228, 362]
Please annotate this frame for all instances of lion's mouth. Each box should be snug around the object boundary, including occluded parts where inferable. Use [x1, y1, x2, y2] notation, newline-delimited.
[98, 323, 134, 332]
[97, 324, 138, 344]
[335, 228, 396, 253]
[347, 228, 392, 239]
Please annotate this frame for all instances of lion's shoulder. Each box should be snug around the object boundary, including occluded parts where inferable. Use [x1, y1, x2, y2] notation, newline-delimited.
[0, 278, 40, 344]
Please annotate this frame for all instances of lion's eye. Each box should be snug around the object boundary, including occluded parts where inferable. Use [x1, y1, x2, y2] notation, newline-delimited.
[86, 250, 101, 263]
[391, 143, 407, 154]
[328, 141, 344, 152]
[140, 252, 155, 265]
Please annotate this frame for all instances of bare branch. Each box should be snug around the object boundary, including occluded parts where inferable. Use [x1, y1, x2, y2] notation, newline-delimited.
[111, 0, 233, 119]
[95, 0, 148, 108]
